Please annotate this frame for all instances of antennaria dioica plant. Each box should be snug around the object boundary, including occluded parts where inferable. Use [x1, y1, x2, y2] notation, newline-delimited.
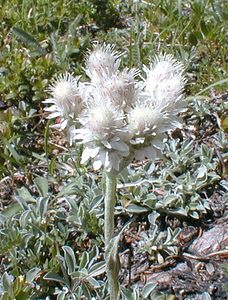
[43, 43, 186, 300]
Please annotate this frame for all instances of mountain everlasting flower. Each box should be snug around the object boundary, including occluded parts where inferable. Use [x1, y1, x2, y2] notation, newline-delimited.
[143, 54, 185, 112]
[44, 44, 186, 171]
[127, 104, 165, 160]
[43, 73, 82, 130]
[85, 43, 122, 84]
[43, 46, 187, 300]
[128, 105, 163, 135]
[73, 100, 130, 171]
[98, 68, 140, 111]
[126, 54, 186, 161]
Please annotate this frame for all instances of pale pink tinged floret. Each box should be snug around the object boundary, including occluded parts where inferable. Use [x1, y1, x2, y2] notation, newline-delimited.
[43, 73, 82, 129]
[73, 103, 130, 171]
[85, 44, 122, 83]
[98, 68, 140, 110]
[128, 105, 163, 135]
[143, 54, 185, 112]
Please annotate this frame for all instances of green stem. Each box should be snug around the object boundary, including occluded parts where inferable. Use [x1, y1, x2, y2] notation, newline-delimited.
[104, 172, 116, 246]
[104, 172, 120, 300]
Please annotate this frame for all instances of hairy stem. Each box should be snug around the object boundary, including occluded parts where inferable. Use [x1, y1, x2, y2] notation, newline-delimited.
[104, 172, 120, 300]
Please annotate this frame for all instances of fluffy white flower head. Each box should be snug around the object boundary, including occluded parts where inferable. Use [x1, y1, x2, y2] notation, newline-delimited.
[73, 101, 130, 171]
[88, 106, 124, 139]
[144, 54, 185, 112]
[99, 69, 139, 110]
[85, 44, 122, 83]
[76, 101, 127, 143]
[43, 73, 82, 129]
[127, 103, 166, 160]
[128, 105, 162, 135]
[145, 54, 184, 83]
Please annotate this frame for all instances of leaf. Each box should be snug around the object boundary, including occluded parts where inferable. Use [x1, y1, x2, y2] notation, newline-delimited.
[81, 284, 92, 299]
[50, 32, 61, 65]
[44, 119, 51, 159]
[62, 246, 77, 275]
[197, 165, 207, 179]
[0, 214, 6, 225]
[121, 287, 140, 300]
[148, 212, 160, 225]
[17, 187, 36, 203]
[68, 14, 83, 37]
[39, 197, 49, 219]
[26, 267, 40, 283]
[88, 261, 106, 277]
[126, 204, 148, 214]
[201, 292, 212, 300]
[169, 207, 188, 217]
[43, 272, 66, 285]
[88, 246, 99, 265]
[2, 272, 13, 290]
[19, 210, 31, 227]
[21, 233, 34, 248]
[160, 195, 178, 207]
[189, 211, 199, 219]
[142, 282, 157, 298]
[79, 252, 89, 269]
[165, 227, 181, 244]
[12, 27, 46, 55]
[4, 140, 23, 163]
[1, 203, 21, 219]
[56, 293, 67, 300]
[14, 196, 29, 210]
[34, 177, 48, 197]
[57, 182, 82, 197]
[87, 277, 100, 288]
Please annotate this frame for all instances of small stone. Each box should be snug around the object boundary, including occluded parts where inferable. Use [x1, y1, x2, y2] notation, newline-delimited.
[206, 263, 215, 276]
[188, 224, 228, 255]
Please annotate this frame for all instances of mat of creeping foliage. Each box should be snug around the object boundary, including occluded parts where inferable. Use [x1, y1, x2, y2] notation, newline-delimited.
[117, 91, 228, 300]
[117, 92, 228, 298]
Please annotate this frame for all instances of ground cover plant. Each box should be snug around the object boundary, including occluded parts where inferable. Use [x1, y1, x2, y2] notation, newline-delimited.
[0, 0, 227, 299]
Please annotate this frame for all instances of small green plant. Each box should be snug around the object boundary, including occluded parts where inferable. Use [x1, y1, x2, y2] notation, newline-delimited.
[43, 43, 186, 299]
[1, 1, 227, 299]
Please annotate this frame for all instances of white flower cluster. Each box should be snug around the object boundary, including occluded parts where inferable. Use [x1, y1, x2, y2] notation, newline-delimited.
[44, 44, 186, 172]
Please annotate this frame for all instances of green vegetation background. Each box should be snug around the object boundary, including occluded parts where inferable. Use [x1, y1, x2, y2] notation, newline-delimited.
[0, 0, 227, 299]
